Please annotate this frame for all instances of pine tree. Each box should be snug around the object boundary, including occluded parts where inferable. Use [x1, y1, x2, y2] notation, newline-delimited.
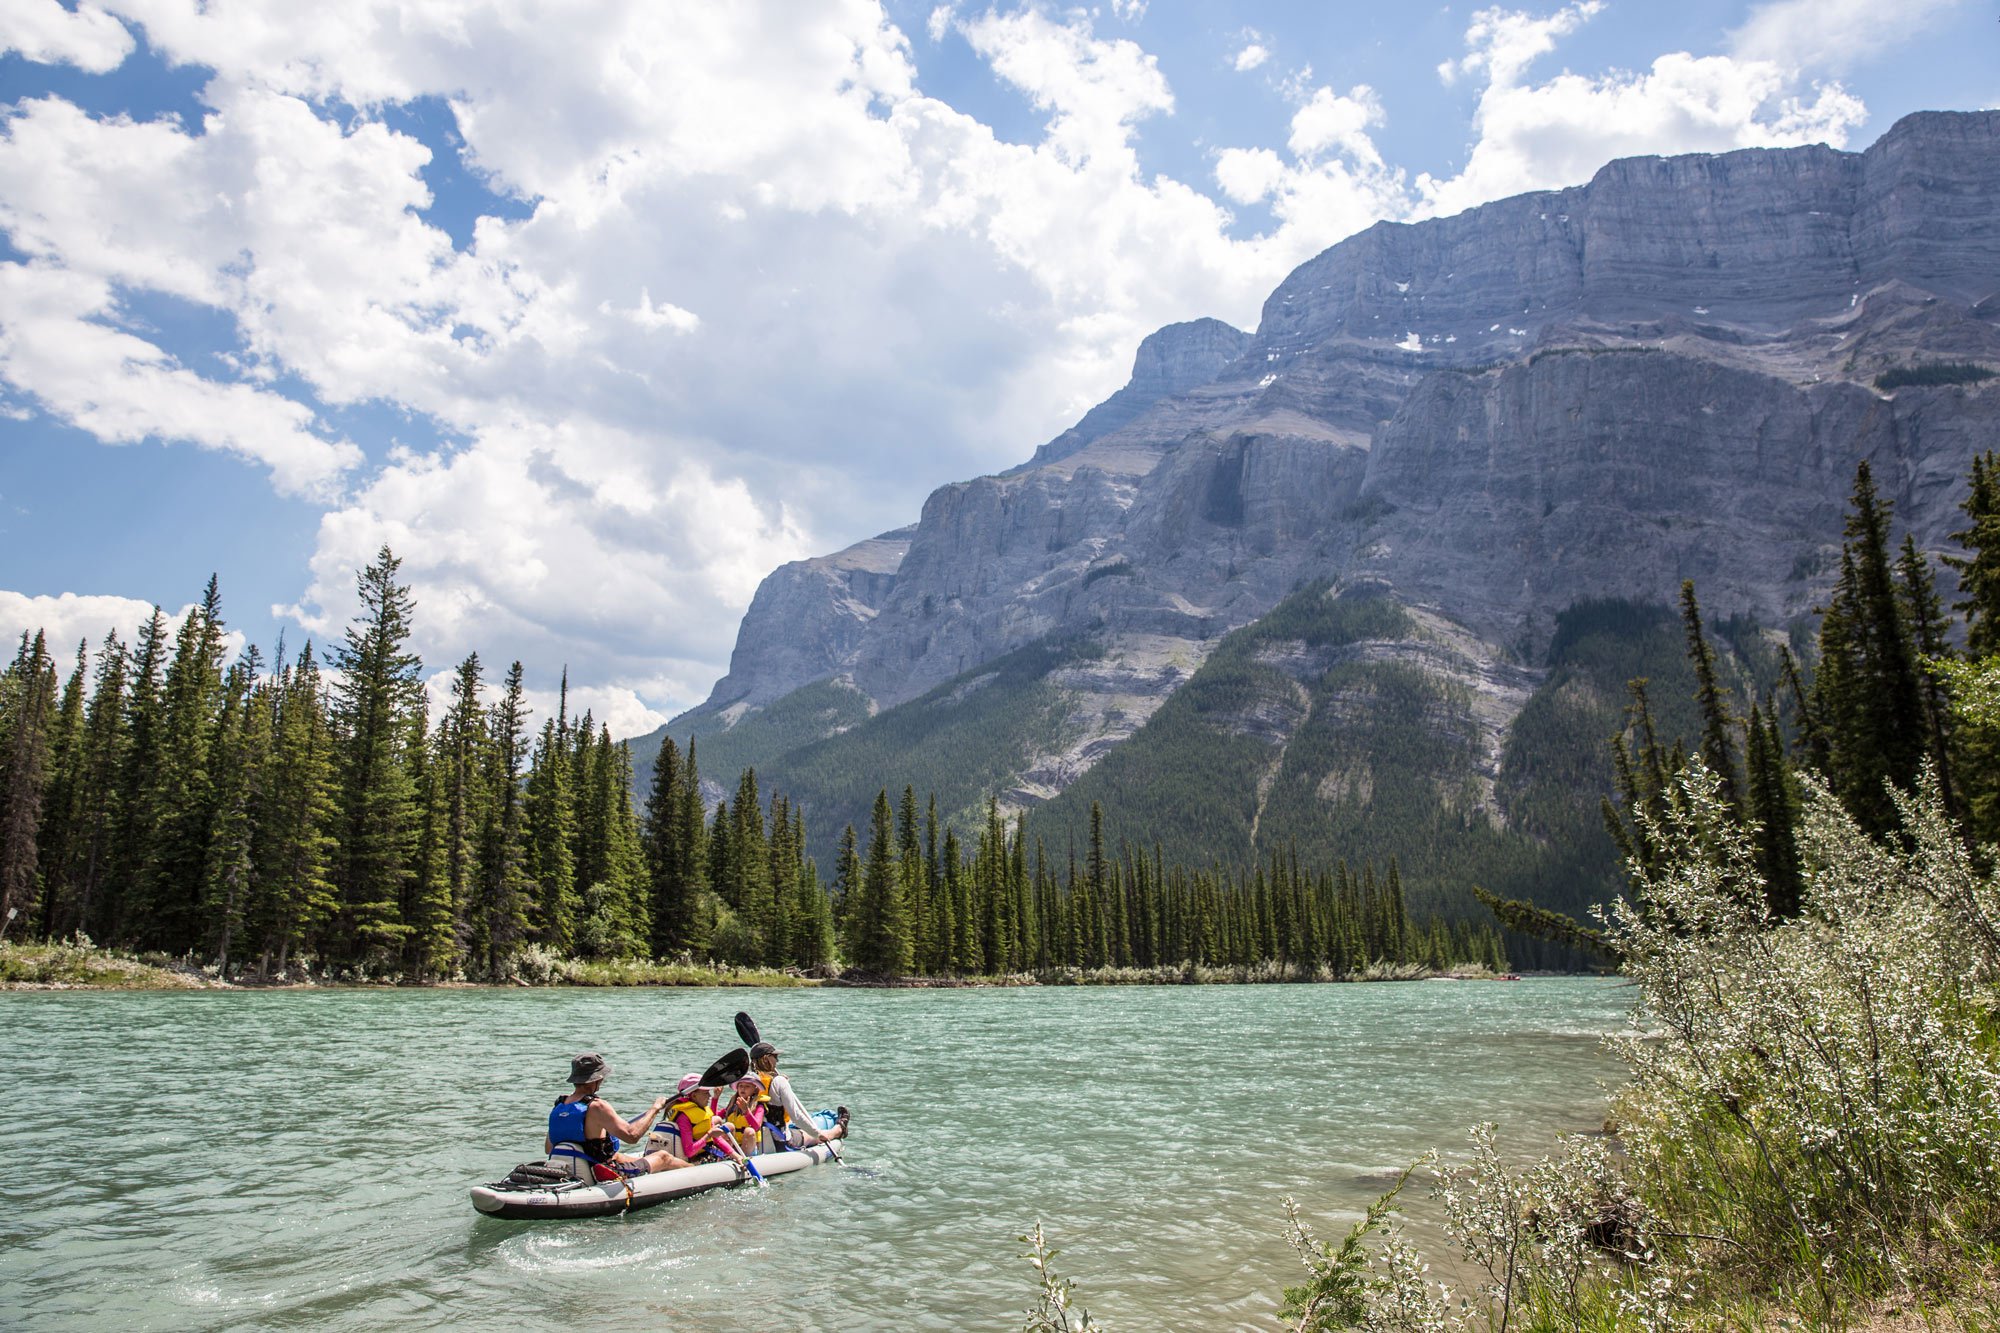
[1680, 580, 1740, 809]
[330, 547, 425, 964]
[59, 631, 126, 939]
[643, 734, 688, 956]
[147, 580, 229, 952]
[1814, 463, 1928, 834]
[200, 656, 266, 973]
[476, 661, 533, 974]
[525, 715, 578, 953]
[255, 644, 338, 976]
[106, 608, 169, 943]
[1895, 535, 1957, 815]
[1743, 702, 1803, 918]
[1946, 451, 2000, 655]
[832, 822, 862, 961]
[854, 789, 911, 974]
[0, 632, 57, 935]
[32, 641, 89, 938]
[676, 738, 711, 957]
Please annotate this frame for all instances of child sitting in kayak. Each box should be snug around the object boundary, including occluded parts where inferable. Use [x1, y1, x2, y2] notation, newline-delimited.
[660, 1074, 751, 1166]
[723, 1074, 770, 1155]
[546, 1052, 689, 1182]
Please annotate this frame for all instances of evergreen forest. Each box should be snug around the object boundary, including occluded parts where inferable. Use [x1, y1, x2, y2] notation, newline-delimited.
[6, 450, 1998, 984]
[0, 549, 1501, 981]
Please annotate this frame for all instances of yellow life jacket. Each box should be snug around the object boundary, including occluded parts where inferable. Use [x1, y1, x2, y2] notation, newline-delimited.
[668, 1098, 715, 1140]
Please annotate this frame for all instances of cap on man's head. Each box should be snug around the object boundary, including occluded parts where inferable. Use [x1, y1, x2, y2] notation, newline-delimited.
[568, 1052, 610, 1086]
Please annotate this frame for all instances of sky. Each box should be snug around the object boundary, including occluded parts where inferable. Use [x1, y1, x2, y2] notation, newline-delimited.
[1, 0, 1994, 738]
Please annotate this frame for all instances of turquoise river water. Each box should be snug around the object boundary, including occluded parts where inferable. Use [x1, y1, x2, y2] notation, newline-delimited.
[0, 978, 1630, 1330]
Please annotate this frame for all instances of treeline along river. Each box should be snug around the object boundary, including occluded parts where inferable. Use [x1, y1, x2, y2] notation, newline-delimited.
[1, 979, 1627, 1329]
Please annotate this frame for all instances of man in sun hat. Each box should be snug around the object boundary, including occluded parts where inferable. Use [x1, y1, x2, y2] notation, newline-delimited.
[544, 1052, 688, 1181]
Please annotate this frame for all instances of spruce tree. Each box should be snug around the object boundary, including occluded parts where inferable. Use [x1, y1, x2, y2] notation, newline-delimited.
[1946, 451, 2000, 655]
[476, 661, 533, 974]
[525, 715, 578, 952]
[1895, 535, 1958, 814]
[61, 631, 127, 939]
[855, 789, 911, 974]
[833, 821, 861, 961]
[330, 547, 424, 964]
[1680, 580, 1740, 809]
[201, 657, 266, 973]
[0, 632, 57, 936]
[147, 580, 229, 952]
[33, 641, 89, 937]
[106, 608, 169, 943]
[643, 734, 687, 956]
[255, 644, 338, 976]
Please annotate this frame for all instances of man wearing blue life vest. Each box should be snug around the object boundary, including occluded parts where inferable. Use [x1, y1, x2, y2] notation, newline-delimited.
[545, 1052, 687, 1182]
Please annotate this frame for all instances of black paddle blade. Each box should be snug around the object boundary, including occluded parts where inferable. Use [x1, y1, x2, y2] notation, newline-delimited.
[700, 1047, 750, 1087]
[734, 1011, 760, 1048]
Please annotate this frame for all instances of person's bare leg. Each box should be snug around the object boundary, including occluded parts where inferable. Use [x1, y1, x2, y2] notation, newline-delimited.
[645, 1149, 690, 1172]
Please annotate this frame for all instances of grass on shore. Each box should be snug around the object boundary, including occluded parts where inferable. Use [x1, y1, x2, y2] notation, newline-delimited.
[0, 938, 214, 989]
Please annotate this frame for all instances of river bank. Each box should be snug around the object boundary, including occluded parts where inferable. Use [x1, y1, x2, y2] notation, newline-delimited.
[1, 938, 1550, 991]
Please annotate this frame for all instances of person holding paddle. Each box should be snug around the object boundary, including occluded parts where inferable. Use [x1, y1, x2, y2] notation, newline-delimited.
[749, 1041, 849, 1150]
[545, 1053, 689, 1181]
[662, 1073, 753, 1167]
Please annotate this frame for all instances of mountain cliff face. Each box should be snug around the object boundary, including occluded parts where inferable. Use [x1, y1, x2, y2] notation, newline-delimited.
[641, 111, 2000, 917]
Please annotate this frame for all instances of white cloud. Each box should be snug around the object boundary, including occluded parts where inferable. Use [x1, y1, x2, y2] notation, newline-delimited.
[603, 289, 701, 333]
[1440, 1, 1603, 89]
[0, 0, 133, 73]
[1214, 146, 1286, 204]
[960, 8, 1173, 167]
[0, 262, 362, 497]
[0, 0, 1899, 722]
[0, 591, 246, 667]
[1418, 2, 1867, 216]
[1729, 0, 1964, 74]
[1287, 85, 1385, 167]
[1233, 42, 1269, 73]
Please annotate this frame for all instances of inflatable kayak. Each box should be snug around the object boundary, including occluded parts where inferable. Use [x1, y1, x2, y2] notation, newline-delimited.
[471, 1142, 839, 1219]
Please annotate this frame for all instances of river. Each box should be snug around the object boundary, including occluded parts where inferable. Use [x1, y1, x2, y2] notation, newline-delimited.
[1, 978, 1629, 1330]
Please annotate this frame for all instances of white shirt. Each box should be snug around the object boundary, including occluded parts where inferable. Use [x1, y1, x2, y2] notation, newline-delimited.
[768, 1073, 819, 1143]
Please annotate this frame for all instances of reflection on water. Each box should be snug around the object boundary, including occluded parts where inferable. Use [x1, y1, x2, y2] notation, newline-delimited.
[2, 978, 1629, 1330]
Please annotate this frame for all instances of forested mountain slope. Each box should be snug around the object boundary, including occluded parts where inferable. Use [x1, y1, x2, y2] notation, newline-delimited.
[633, 110, 2000, 921]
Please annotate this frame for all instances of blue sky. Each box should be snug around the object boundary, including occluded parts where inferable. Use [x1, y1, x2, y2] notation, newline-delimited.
[1, 0, 1993, 735]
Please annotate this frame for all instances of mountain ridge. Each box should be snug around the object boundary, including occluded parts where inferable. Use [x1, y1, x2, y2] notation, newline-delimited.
[630, 109, 2000, 922]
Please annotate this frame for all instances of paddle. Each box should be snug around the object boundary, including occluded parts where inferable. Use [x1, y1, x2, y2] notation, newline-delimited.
[696, 1047, 764, 1186]
[734, 1011, 842, 1163]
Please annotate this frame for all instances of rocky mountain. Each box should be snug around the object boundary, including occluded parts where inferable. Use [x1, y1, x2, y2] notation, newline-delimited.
[633, 111, 2000, 926]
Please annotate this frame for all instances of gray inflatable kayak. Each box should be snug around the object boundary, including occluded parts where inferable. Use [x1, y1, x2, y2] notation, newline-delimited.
[471, 1143, 839, 1220]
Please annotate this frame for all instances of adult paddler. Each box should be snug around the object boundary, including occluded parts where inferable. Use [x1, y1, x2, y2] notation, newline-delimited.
[546, 1052, 688, 1181]
[750, 1040, 849, 1151]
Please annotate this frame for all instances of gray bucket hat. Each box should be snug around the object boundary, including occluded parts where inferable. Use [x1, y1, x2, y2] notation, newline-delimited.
[568, 1052, 610, 1086]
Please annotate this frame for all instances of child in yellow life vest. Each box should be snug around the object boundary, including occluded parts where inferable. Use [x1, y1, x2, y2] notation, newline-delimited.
[724, 1074, 770, 1155]
[660, 1074, 748, 1165]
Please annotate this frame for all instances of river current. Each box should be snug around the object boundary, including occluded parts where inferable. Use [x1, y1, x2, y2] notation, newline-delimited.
[1, 978, 1629, 1330]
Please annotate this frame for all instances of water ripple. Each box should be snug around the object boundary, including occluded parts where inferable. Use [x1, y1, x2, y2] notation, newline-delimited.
[0, 978, 1629, 1329]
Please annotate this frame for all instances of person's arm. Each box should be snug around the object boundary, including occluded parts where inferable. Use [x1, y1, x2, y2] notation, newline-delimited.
[595, 1097, 668, 1146]
[773, 1075, 823, 1144]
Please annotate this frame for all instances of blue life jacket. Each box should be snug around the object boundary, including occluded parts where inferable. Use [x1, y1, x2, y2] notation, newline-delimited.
[549, 1097, 590, 1146]
[549, 1096, 614, 1163]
